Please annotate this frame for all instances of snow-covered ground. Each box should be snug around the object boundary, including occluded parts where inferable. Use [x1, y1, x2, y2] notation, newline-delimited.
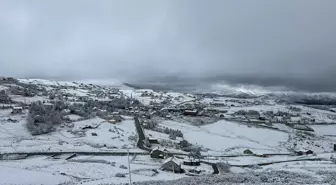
[2, 78, 336, 184]
[0, 165, 71, 185]
[0, 155, 196, 185]
[160, 120, 289, 155]
[0, 115, 138, 153]
[311, 124, 336, 137]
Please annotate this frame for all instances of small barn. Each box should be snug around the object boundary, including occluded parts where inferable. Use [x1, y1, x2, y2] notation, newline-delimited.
[183, 159, 200, 166]
[148, 137, 160, 144]
[161, 157, 182, 173]
[243, 149, 253, 155]
[11, 107, 23, 114]
[150, 148, 165, 159]
[295, 150, 314, 156]
[184, 109, 198, 116]
[305, 150, 314, 155]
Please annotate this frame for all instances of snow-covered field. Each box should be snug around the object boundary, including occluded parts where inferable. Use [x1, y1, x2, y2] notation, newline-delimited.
[0, 155, 193, 185]
[311, 125, 336, 137]
[0, 165, 71, 185]
[0, 115, 138, 153]
[161, 120, 289, 154]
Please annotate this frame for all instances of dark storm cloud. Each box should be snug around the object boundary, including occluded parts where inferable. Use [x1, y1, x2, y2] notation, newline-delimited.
[0, 0, 336, 91]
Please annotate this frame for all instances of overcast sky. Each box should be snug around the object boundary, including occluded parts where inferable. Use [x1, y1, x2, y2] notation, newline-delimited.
[1, 0, 336, 91]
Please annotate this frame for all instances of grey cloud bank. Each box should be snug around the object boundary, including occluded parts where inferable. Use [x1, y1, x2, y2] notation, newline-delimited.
[0, 0, 336, 91]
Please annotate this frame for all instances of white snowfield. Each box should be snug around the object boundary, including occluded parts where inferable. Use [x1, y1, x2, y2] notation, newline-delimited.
[0, 166, 71, 185]
[0, 116, 138, 153]
[311, 124, 336, 136]
[160, 120, 288, 154]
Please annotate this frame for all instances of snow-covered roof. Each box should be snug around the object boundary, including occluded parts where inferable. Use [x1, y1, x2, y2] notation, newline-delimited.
[150, 147, 167, 153]
[150, 149, 163, 154]
[183, 158, 200, 162]
[13, 107, 23, 110]
[163, 156, 181, 165]
[184, 109, 198, 113]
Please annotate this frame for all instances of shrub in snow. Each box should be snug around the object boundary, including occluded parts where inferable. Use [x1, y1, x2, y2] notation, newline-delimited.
[180, 140, 202, 153]
[188, 148, 202, 159]
[53, 100, 66, 111]
[115, 173, 126, 178]
[9, 86, 23, 95]
[0, 90, 11, 104]
[143, 120, 158, 130]
[247, 164, 262, 170]
[10, 84, 39, 97]
[318, 171, 336, 184]
[121, 171, 319, 185]
[91, 132, 98, 136]
[160, 139, 175, 148]
[128, 135, 137, 142]
[49, 92, 56, 100]
[119, 165, 128, 169]
[179, 140, 192, 148]
[67, 103, 93, 118]
[163, 127, 183, 138]
[23, 87, 36, 97]
[243, 149, 253, 155]
[26, 101, 62, 135]
[235, 110, 247, 116]
[169, 133, 176, 140]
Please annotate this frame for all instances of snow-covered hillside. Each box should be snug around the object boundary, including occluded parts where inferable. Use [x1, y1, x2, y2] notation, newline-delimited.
[1, 77, 336, 184]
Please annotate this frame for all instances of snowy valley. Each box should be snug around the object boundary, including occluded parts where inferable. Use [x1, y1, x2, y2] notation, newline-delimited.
[1, 77, 336, 184]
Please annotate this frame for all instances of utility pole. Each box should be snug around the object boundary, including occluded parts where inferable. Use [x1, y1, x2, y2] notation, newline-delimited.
[127, 148, 132, 184]
[208, 151, 210, 163]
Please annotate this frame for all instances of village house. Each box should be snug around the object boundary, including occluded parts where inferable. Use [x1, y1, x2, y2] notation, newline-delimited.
[161, 156, 182, 173]
[61, 109, 71, 116]
[183, 158, 201, 166]
[150, 148, 166, 159]
[184, 109, 198, 116]
[43, 102, 54, 110]
[148, 137, 160, 144]
[11, 106, 23, 114]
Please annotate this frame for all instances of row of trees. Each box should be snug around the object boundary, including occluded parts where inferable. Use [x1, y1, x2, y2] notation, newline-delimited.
[143, 119, 184, 138]
[164, 128, 183, 138]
